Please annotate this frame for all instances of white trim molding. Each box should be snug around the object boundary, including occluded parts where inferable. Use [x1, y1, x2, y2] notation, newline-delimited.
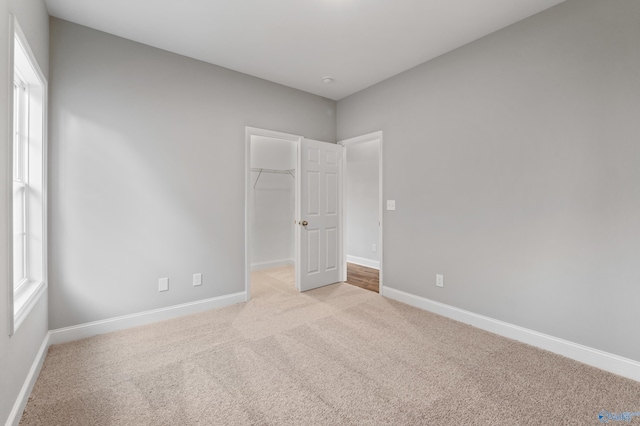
[12, 281, 46, 333]
[48, 292, 246, 346]
[8, 16, 49, 336]
[346, 255, 379, 270]
[6, 332, 50, 426]
[382, 286, 640, 382]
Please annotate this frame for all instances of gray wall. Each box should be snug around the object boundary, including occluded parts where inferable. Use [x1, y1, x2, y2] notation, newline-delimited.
[337, 0, 640, 362]
[48, 18, 336, 329]
[345, 141, 379, 263]
[0, 0, 49, 423]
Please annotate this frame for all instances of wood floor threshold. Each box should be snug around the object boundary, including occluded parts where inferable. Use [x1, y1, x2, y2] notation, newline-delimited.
[345, 262, 379, 293]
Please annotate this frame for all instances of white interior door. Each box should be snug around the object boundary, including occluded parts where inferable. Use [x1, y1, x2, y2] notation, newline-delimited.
[297, 139, 343, 292]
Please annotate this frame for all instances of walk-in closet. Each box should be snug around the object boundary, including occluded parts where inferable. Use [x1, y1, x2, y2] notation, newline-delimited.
[249, 136, 297, 274]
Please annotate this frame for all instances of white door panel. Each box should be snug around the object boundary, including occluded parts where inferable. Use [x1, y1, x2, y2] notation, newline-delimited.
[298, 139, 342, 292]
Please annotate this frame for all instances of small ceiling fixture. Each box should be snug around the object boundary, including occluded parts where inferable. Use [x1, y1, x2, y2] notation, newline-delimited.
[322, 76, 334, 84]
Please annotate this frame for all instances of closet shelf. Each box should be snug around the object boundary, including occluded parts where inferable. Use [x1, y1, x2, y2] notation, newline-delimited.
[251, 168, 295, 188]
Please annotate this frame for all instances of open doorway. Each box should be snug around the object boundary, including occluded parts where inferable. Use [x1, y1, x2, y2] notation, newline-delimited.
[339, 132, 383, 294]
[245, 127, 374, 300]
[245, 127, 345, 299]
[245, 128, 301, 300]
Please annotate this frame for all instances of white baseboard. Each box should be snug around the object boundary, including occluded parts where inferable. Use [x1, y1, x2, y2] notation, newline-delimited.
[346, 255, 379, 270]
[49, 292, 246, 346]
[6, 331, 51, 426]
[7, 292, 246, 425]
[251, 259, 294, 271]
[382, 286, 640, 382]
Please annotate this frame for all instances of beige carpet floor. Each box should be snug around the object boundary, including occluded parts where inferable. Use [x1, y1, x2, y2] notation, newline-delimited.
[21, 266, 640, 425]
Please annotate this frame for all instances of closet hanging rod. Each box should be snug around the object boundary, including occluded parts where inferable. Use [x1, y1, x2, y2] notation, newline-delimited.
[250, 168, 295, 175]
[251, 168, 295, 188]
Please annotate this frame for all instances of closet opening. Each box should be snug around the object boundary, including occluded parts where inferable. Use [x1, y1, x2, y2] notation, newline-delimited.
[246, 127, 379, 299]
[245, 128, 301, 299]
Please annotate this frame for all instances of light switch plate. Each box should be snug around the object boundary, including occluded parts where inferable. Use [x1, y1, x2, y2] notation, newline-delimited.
[159, 277, 169, 292]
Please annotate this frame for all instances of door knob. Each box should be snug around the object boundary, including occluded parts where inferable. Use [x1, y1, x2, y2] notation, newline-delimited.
[301, 220, 308, 226]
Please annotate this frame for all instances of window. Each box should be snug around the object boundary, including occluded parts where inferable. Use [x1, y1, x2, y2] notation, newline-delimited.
[9, 18, 47, 334]
[13, 73, 29, 294]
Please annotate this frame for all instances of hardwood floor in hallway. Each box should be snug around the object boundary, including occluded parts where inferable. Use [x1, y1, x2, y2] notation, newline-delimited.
[345, 262, 379, 293]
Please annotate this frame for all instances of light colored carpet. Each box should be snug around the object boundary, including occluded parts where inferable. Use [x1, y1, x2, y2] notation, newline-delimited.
[21, 266, 640, 425]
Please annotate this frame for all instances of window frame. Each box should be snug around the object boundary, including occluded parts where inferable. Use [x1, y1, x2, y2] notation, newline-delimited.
[13, 73, 29, 296]
[8, 16, 48, 335]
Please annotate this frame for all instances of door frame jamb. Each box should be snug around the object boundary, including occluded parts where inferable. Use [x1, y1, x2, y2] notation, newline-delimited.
[338, 131, 384, 294]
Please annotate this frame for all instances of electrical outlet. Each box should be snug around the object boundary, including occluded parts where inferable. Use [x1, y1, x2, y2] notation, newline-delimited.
[193, 273, 202, 287]
[436, 274, 444, 288]
[386, 200, 396, 210]
[159, 277, 169, 292]
[372, 243, 377, 252]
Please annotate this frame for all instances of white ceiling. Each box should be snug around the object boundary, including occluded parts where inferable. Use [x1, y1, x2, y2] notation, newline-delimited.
[44, 0, 565, 101]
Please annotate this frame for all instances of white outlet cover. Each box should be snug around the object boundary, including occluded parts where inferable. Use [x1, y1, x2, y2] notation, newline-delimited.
[436, 274, 444, 288]
[159, 277, 169, 292]
[193, 273, 202, 286]
[387, 200, 396, 210]
[372, 243, 377, 252]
